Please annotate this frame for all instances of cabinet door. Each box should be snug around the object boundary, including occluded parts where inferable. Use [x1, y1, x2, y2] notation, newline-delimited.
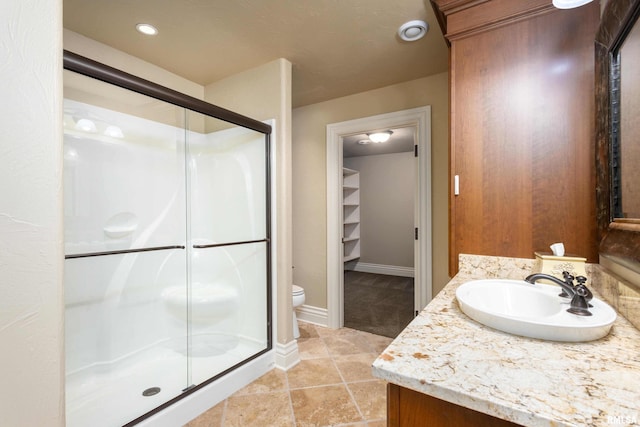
[448, 3, 599, 274]
[387, 384, 521, 427]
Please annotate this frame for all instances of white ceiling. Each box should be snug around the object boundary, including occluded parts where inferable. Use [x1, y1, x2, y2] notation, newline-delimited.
[63, 0, 449, 108]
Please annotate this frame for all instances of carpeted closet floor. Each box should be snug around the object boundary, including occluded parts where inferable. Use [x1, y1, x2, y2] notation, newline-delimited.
[344, 271, 414, 338]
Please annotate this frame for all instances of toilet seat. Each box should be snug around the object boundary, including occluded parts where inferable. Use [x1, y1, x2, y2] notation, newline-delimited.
[291, 285, 305, 339]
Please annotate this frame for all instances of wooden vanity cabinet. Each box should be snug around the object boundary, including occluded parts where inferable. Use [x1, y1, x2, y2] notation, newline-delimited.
[387, 383, 522, 427]
[431, 0, 600, 276]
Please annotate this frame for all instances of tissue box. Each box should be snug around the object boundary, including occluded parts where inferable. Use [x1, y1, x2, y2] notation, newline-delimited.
[534, 252, 587, 280]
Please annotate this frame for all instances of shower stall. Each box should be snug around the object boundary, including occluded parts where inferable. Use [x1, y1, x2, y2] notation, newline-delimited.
[63, 52, 272, 426]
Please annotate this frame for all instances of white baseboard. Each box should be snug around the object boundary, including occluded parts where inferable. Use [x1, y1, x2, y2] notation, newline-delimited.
[352, 262, 415, 278]
[296, 304, 329, 327]
[274, 340, 300, 371]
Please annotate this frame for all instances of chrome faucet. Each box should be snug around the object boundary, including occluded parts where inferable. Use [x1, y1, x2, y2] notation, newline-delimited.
[524, 272, 593, 316]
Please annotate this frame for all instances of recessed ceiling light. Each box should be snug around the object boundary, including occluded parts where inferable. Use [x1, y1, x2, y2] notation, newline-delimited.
[136, 23, 158, 36]
[398, 20, 428, 42]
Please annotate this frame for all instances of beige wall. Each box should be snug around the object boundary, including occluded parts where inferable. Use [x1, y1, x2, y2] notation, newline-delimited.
[344, 152, 415, 267]
[292, 72, 450, 310]
[205, 60, 293, 344]
[1, 1, 64, 425]
[64, 30, 204, 99]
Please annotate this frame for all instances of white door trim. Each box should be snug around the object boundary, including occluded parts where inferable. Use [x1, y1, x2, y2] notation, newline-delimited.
[326, 106, 432, 329]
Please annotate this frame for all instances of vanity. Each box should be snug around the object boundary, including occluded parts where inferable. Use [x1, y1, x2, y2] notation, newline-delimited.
[372, 255, 640, 427]
[376, 0, 640, 423]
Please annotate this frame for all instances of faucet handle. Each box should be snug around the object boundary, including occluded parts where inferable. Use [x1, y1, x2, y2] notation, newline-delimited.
[567, 284, 592, 316]
[575, 276, 593, 305]
[562, 271, 575, 284]
[559, 271, 575, 298]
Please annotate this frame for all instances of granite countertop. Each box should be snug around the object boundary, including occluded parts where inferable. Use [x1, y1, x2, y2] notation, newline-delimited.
[372, 256, 640, 427]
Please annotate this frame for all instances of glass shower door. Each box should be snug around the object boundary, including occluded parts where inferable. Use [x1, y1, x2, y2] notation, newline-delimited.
[63, 51, 272, 426]
[63, 71, 190, 427]
[186, 112, 270, 385]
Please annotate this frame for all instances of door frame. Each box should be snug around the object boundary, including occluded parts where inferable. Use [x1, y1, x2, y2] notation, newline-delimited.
[326, 106, 432, 329]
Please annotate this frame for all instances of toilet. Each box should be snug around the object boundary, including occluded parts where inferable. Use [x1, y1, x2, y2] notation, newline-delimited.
[292, 285, 306, 339]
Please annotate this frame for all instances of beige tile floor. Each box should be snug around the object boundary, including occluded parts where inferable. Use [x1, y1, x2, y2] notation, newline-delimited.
[184, 322, 393, 427]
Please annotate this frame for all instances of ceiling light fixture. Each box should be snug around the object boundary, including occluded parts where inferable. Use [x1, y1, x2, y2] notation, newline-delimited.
[136, 23, 158, 36]
[552, 0, 593, 8]
[367, 130, 393, 143]
[398, 20, 428, 42]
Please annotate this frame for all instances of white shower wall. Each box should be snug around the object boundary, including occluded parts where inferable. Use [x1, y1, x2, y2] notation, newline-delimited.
[189, 121, 268, 348]
[64, 99, 188, 376]
[64, 100, 187, 255]
[190, 125, 267, 244]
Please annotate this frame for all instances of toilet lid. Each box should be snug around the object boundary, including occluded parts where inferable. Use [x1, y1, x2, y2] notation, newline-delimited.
[292, 285, 304, 295]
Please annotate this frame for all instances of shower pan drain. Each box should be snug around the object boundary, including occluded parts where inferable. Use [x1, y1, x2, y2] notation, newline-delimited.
[142, 387, 161, 397]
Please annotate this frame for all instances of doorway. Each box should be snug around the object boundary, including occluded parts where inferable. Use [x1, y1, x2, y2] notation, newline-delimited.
[326, 107, 432, 330]
[342, 127, 416, 337]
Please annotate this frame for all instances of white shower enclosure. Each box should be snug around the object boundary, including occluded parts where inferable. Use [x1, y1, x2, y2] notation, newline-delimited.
[63, 52, 272, 426]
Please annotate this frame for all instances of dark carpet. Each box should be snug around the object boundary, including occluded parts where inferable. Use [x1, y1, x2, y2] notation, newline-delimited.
[344, 270, 414, 338]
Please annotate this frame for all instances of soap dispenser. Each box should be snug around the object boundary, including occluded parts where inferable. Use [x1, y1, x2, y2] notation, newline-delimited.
[534, 243, 587, 281]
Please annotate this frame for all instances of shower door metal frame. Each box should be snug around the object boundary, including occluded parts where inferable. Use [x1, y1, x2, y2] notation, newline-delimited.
[63, 50, 273, 426]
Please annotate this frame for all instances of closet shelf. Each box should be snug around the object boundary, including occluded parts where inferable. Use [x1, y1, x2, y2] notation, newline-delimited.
[343, 167, 358, 175]
[342, 167, 360, 263]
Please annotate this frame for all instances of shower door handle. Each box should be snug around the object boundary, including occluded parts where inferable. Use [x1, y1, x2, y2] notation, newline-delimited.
[65, 245, 185, 259]
[192, 238, 269, 249]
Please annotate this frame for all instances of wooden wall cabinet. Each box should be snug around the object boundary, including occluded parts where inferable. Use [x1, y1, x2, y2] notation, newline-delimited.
[432, 0, 600, 275]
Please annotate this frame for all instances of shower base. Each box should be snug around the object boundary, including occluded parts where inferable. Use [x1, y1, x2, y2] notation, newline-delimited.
[66, 335, 265, 427]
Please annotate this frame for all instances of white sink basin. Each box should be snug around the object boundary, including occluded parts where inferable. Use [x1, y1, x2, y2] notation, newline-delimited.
[456, 279, 617, 342]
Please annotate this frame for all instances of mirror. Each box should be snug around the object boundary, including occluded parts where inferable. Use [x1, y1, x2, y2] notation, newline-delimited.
[618, 20, 640, 218]
[595, 0, 640, 272]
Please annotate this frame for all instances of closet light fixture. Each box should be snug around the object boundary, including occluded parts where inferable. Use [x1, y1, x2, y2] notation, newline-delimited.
[552, 0, 593, 8]
[136, 23, 158, 36]
[367, 130, 393, 143]
[398, 20, 428, 42]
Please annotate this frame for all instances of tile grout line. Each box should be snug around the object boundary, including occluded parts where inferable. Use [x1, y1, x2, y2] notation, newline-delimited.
[301, 323, 373, 424]
[181, 321, 392, 427]
[288, 381, 349, 391]
[203, 322, 392, 427]
[220, 397, 228, 427]
[283, 352, 298, 427]
[321, 324, 368, 424]
[286, 375, 381, 392]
